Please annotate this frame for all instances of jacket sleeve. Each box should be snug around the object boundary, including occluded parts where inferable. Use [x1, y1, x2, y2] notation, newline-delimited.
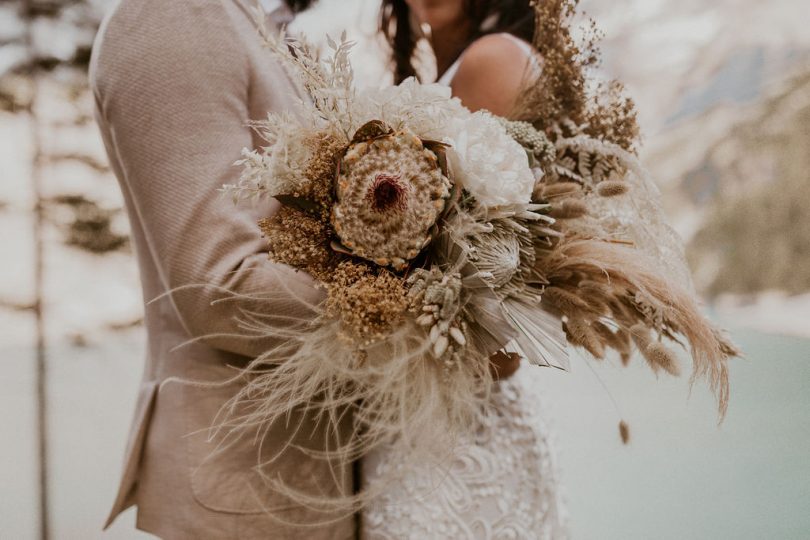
[90, 0, 324, 359]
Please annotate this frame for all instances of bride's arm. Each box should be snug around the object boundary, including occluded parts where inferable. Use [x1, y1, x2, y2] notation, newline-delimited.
[450, 34, 534, 379]
[450, 34, 533, 117]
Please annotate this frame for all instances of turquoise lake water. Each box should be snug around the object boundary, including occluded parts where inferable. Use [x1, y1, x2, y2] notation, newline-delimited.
[534, 325, 810, 539]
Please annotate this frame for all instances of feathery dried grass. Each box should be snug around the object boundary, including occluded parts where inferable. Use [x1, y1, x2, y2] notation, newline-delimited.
[540, 237, 737, 416]
[200, 273, 494, 514]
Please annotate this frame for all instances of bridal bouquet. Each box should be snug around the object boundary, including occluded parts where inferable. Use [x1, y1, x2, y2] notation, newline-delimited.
[218, 5, 738, 468]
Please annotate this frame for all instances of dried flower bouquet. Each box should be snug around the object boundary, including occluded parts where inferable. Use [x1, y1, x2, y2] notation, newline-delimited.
[213, 2, 739, 496]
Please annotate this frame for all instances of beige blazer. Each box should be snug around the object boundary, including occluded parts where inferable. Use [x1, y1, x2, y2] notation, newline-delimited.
[89, 1, 355, 538]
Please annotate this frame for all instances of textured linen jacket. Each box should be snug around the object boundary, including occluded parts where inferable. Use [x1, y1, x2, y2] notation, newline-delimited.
[89, 1, 354, 538]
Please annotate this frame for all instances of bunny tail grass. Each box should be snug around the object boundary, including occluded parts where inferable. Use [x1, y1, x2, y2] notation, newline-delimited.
[542, 238, 739, 418]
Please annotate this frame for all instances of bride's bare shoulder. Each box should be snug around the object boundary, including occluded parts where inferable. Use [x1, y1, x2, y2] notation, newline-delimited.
[451, 33, 533, 116]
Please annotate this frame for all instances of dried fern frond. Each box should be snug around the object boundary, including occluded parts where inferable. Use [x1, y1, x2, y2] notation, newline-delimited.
[253, 13, 357, 136]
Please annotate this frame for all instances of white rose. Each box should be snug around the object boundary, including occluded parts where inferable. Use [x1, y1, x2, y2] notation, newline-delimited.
[442, 111, 534, 208]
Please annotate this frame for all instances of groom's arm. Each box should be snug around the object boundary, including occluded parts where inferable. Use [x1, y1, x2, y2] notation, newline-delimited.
[90, 0, 322, 358]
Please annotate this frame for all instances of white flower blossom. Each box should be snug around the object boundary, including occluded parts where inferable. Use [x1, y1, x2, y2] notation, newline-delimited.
[441, 111, 534, 208]
[230, 72, 535, 212]
[349, 78, 467, 141]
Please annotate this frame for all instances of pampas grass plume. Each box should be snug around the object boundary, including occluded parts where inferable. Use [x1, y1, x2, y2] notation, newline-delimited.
[541, 239, 734, 417]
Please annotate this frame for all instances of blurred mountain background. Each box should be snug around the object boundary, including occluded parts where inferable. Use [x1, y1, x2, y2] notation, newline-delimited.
[594, 0, 810, 335]
[2, 1, 808, 539]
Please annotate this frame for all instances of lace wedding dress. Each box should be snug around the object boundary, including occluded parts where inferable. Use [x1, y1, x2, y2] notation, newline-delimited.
[361, 362, 567, 539]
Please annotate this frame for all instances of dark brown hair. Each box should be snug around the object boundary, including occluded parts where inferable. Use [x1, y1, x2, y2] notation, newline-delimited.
[284, 0, 316, 13]
[380, 0, 536, 84]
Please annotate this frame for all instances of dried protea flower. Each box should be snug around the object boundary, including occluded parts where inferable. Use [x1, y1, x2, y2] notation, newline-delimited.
[470, 228, 523, 289]
[331, 122, 452, 271]
[469, 214, 543, 301]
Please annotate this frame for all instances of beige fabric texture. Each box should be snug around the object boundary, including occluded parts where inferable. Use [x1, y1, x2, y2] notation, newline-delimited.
[89, 1, 355, 538]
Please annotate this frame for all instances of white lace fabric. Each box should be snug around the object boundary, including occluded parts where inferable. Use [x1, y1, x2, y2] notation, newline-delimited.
[362, 365, 567, 540]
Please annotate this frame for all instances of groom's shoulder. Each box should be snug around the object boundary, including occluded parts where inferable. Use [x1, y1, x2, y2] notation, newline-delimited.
[91, 0, 251, 90]
[94, 0, 256, 58]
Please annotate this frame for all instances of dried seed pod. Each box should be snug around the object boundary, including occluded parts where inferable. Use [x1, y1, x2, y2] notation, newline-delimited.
[416, 313, 434, 326]
[549, 199, 588, 219]
[449, 326, 466, 346]
[630, 323, 680, 376]
[429, 323, 441, 342]
[593, 321, 632, 357]
[643, 341, 681, 376]
[540, 181, 583, 199]
[544, 286, 591, 314]
[596, 180, 629, 197]
[433, 335, 449, 358]
[565, 318, 605, 359]
[629, 323, 652, 351]
[619, 421, 630, 445]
